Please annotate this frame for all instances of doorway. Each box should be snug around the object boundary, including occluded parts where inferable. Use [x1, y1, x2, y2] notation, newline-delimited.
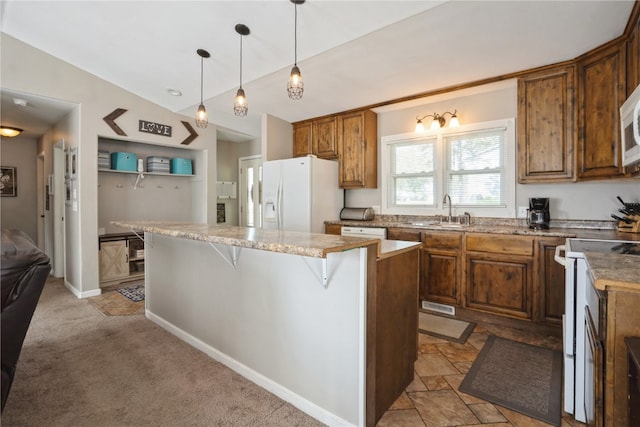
[238, 155, 262, 227]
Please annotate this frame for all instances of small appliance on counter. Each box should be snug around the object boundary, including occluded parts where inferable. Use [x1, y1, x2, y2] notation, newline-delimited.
[611, 196, 640, 233]
[339, 207, 375, 221]
[527, 197, 550, 229]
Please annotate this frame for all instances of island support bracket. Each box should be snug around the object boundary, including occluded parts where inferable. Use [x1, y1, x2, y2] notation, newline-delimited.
[208, 242, 241, 268]
[301, 257, 330, 289]
[130, 230, 153, 248]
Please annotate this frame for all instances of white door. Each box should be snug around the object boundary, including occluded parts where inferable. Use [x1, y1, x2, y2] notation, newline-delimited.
[238, 155, 262, 227]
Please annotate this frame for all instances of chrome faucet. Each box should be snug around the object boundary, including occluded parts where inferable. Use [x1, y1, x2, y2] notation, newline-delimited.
[443, 193, 452, 222]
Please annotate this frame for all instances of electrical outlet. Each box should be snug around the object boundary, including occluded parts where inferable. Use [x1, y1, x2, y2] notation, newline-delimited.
[517, 206, 528, 218]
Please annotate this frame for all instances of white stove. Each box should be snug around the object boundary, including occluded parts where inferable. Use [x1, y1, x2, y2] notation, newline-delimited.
[555, 238, 640, 423]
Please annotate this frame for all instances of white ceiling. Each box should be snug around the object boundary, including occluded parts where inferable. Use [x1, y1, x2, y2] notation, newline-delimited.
[0, 1, 635, 141]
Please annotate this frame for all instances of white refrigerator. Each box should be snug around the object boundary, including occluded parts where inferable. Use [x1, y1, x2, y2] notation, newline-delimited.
[261, 156, 343, 233]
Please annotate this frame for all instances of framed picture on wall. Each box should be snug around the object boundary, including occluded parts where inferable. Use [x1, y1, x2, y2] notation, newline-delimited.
[0, 166, 17, 197]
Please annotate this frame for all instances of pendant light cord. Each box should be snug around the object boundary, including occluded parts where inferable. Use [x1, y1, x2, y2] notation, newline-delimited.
[293, 3, 298, 66]
[239, 33, 243, 88]
[200, 56, 204, 104]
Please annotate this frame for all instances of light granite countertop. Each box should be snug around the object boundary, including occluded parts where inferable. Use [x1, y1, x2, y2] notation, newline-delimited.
[111, 220, 394, 259]
[585, 251, 640, 292]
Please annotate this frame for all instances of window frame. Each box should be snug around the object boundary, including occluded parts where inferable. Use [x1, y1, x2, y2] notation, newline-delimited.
[381, 118, 516, 218]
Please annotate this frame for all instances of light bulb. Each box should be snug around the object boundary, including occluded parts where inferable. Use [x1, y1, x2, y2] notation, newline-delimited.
[195, 104, 208, 128]
[449, 115, 460, 127]
[234, 88, 248, 117]
[415, 120, 425, 133]
[287, 65, 304, 100]
[430, 118, 441, 131]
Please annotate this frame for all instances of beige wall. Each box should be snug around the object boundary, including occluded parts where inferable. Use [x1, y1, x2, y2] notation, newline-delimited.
[0, 137, 38, 240]
[1, 33, 218, 297]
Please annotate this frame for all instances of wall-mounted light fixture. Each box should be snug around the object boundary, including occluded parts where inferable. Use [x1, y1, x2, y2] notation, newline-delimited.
[287, 0, 305, 100]
[0, 126, 23, 138]
[415, 110, 459, 132]
[234, 24, 250, 117]
[195, 48, 210, 128]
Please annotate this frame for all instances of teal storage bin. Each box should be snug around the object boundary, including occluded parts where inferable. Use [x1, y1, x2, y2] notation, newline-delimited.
[111, 152, 137, 171]
[170, 158, 193, 175]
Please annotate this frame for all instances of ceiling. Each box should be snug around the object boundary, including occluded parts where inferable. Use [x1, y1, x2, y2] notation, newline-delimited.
[0, 1, 635, 142]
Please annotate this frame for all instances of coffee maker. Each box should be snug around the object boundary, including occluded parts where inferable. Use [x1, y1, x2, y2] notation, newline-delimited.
[527, 197, 550, 229]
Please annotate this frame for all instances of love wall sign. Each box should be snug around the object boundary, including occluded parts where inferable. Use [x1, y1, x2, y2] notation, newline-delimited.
[139, 120, 172, 137]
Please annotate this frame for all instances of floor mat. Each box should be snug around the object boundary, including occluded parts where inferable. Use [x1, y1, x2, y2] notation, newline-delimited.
[459, 335, 562, 426]
[418, 311, 475, 343]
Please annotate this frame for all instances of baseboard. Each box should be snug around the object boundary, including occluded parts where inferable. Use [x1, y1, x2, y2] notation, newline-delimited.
[64, 280, 101, 299]
[145, 309, 354, 427]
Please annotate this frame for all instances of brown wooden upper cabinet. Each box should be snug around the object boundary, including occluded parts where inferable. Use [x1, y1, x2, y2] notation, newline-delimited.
[517, 64, 576, 183]
[577, 42, 627, 180]
[338, 110, 378, 189]
[293, 121, 313, 158]
[627, 5, 640, 95]
[313, 116, 339, 159]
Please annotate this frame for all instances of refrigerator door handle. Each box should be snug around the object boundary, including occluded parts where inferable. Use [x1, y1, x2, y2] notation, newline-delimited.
[276, 180, 283, 230]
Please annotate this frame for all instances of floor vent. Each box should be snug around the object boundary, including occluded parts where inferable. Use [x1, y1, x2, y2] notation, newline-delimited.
[421, 301, 455, 316]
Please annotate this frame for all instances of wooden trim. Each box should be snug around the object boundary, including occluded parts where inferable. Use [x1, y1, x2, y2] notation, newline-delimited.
[623, 1, 640, 37]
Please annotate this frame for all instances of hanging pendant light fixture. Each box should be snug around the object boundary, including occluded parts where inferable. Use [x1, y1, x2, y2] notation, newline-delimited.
[195, 48, 210, 128]
[287, 0, 305, 100]
[234, 24, 250, 117]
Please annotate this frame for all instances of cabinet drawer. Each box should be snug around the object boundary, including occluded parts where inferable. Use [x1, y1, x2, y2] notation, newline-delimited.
[387, 227, 422, 242]
[466, 234, 534, 256]
[422, 231, 461, 250]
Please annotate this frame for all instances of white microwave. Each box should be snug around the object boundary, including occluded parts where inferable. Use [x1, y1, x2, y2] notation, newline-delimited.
[620, 82, 640, 166]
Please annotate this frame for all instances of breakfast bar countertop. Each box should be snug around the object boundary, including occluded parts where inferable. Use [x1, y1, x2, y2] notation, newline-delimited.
[111, 220, 380, 258]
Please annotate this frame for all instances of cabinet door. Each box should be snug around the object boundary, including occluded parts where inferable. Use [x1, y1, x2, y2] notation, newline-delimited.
[338, 110, 377, 189]
[421, 250, 460, 305]
[421, 231, 461, 305]
[293, 121, 313, 158]
[538, 239, 566, 324]
[465, 253, 533, 319]
[99, 240, 129, 282]
[577, 43, 627, 179]
[313, 116, 338, 159]
[627, 11, 640, 96]
[517, 65, 576, 182]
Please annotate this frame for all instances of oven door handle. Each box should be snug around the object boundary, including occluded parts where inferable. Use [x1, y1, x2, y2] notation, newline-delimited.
[554, 244, 567, 266]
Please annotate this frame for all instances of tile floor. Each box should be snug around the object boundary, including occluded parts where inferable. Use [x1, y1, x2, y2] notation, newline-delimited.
[376, 320, 586, 427]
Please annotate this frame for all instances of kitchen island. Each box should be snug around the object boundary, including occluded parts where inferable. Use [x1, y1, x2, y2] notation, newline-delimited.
[111, 221, 421, 427]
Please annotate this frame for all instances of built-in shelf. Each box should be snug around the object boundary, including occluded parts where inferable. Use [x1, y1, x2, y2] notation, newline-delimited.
[99, 169, 194, 177]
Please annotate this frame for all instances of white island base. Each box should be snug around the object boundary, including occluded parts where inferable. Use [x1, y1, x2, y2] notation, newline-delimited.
[144, 233, 369, 426]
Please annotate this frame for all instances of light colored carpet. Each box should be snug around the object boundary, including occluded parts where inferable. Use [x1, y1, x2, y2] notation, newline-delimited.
[1, 278, 325, 427]
[418, 311, 476, 343]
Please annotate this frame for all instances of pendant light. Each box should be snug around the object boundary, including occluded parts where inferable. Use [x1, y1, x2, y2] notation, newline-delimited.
[287, 0, 305, 100]
[195, 48, 210, 128]
[234, 24, 250, 117]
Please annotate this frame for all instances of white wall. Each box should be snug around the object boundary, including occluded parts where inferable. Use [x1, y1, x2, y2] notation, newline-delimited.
[347, 80, 640, 221]
[0, 136, 38, 240]
[1, 33, 218, 297]
[262, 113, 293, 161]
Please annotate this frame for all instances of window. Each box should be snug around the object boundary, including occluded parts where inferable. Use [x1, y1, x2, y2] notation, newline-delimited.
[381, 119, 515, 217]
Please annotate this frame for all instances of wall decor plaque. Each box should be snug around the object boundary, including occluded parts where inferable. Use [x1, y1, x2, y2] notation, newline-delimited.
[139, 120, 172, 137]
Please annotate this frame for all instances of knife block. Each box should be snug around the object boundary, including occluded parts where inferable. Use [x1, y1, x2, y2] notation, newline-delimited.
[617, 215, 640, 233]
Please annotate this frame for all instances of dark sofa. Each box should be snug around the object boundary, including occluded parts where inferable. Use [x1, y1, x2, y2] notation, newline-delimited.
[1, 228, 51, 412]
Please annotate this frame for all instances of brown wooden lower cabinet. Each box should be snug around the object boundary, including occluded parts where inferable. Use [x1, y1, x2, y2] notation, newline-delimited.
[421, 231, 462, 306]
[538, 237, 566, 324]
[465, 233, 534, 320]
[368, 245, 420, 425]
